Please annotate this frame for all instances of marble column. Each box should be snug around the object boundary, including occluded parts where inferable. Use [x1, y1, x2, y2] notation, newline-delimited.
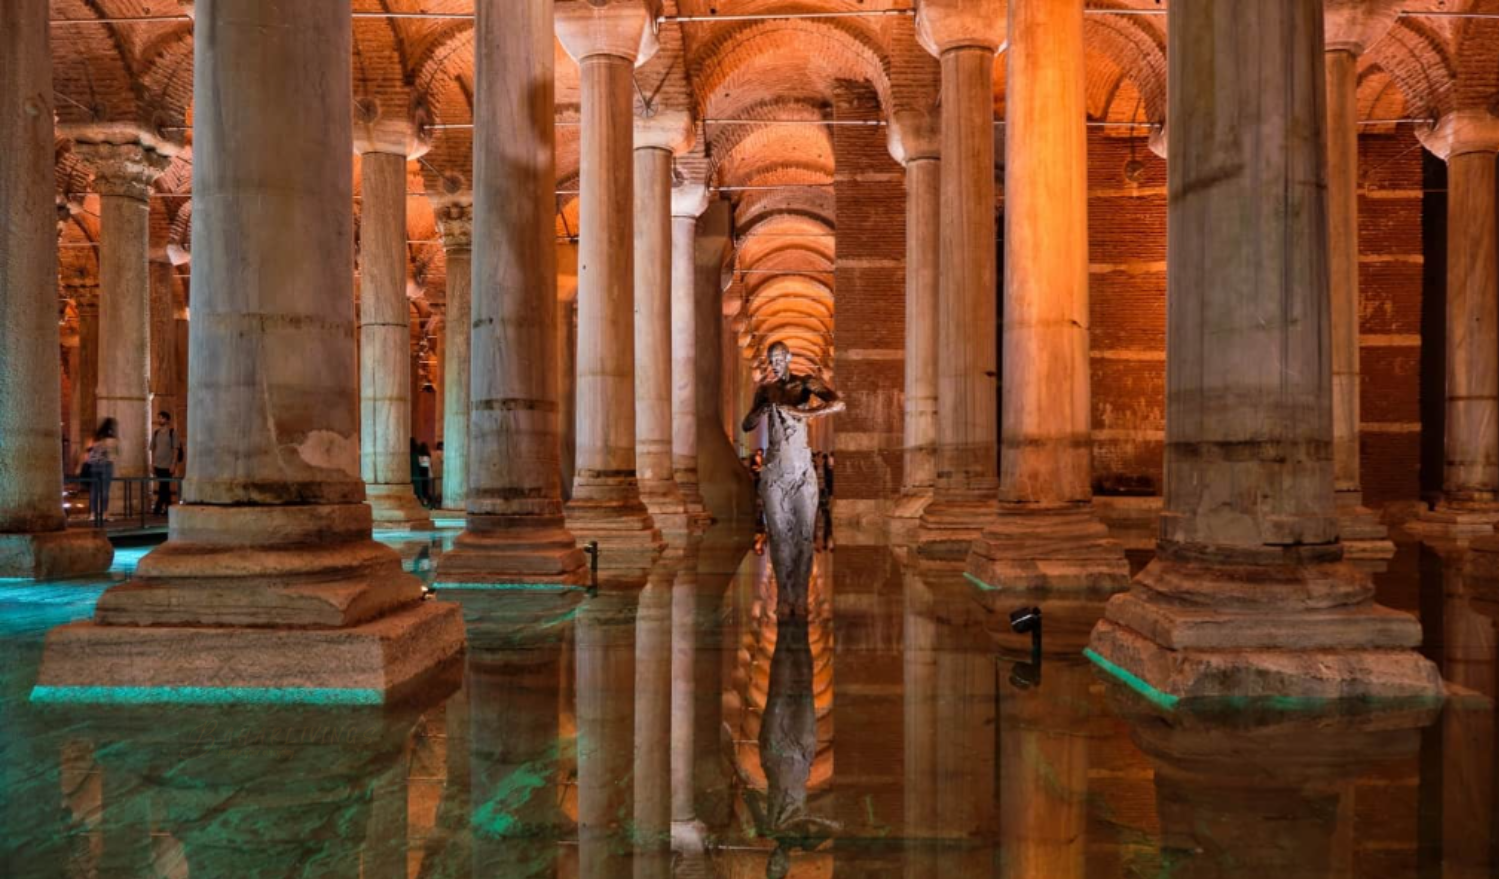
[1325, 1, 1401, 557]
[634, 113, 695, 539]
[1088, 0, 1443, 701]
[671, 185, 713, 527]
[435, 196, 473, 514]
[557, 0, 665, 569]
[36, 0, 464, 701]
[434, 0, 586, 587]
[75, 295, 100, 451]
[914, 0, 1003, 559]
[1411, 110, 1499, 537]
[76, 139, 171, 508]
[0, 0, 112, 577]
[356, 117, 433, 530]
[886, 112, 941, 534]
[148, 259, 181, 428]
[967, 0, 1129, 594]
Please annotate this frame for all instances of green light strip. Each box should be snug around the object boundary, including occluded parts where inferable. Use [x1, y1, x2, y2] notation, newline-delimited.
[962, 572, 1000, 592]
[29, 685, 384, 705]
[1083, 648, 1181, 711]
[430, 582, 586, 593]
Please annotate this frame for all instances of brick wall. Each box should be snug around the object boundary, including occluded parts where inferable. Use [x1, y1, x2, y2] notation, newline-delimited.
[832, 80, 906, 510]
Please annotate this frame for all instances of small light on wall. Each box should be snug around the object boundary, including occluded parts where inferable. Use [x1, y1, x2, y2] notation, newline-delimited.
[1123, 158, 1146, 185]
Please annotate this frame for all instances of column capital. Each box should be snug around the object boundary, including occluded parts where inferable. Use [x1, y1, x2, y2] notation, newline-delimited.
[352, 95, 432, 159]
[635, 108, 695, 154]
[74, 140, 171, 202]
[888, 108, 941, 166]
[671, 183, 710, 219]
[916, 0, 1005, 57]
[433, 197, 474, 253]
[556, 0, 661, 67]
[1324, 0, 1402, 57]
[1417, 109, 1499, 161]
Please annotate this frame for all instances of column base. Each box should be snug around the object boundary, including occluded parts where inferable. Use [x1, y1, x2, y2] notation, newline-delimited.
[640, 480, 693, 538]
[1335, 491, 1395, 560]
[433, 514, 589, 588]
[965, 503, 1130, 595]
[886, 488, 933, 545]
[915, 496, 998, 560]
[366, 484, 434, 531]
[674, 470, 715, 528]
[1406, 499, 1499, 539]
[565, 493, 664, 571]
[34, 503, 465, 703]
[0, 529, 114, 579]
[1087, 545, 1444, 703]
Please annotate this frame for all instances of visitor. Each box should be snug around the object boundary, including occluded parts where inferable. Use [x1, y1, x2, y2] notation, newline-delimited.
[416, 441, 434, 507]
[432, 441, 445, 502]
[84, 418, 119, 525]
[150, 410, 180, 515]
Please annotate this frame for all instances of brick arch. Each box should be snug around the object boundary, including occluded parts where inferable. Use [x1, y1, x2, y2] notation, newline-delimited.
[52, 0, 144, 126]
[1083, 5, 1168, 124]
[1452, 14, 1499, 111]
[691, 18, 891, 121]
[1369, 17, 1457, 118]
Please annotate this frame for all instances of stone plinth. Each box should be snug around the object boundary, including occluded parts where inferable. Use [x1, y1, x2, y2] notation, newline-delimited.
[0, 0, 112, 579]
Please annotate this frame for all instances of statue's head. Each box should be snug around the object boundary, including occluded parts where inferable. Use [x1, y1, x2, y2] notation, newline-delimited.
[767, 342, 792, 380]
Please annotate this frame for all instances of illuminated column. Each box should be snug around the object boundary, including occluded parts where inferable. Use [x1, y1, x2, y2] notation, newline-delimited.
[557, 0, 666, 568]
[1088, 0, 1441, 701]
[76, 139, 171, 505]
[671, 185, 714, 527]
[1324, 0, 1401, 557]
[634, 112, 695, 539]
[434, 0, 587, 587]
[967, 0, 1129, 594]
[355, 113, 434, 530]
[0, 0, 112, 577]
[914, 0, 1003, 559]
[887, 107, 941, 533]
[36, 0, 464, 701]
[435, 196, 473, 513]
[1411, 110, 1499, 536]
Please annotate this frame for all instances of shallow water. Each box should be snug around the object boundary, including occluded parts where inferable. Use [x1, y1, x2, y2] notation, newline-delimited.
[0, 526, 1493, 877]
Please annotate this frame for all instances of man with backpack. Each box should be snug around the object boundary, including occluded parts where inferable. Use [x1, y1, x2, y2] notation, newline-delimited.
[150, 411, 181, 516]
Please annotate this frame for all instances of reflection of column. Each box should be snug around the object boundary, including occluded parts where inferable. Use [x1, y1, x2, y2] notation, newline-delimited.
[1323, 1, 1400, 557]
[1412, 111, 1499, 536]
[558, 1, 665, 568]
[634, 567, 674, 876]
[902, 568, 996, 876]
[670, 546, 705, 850]
[672, 186, 713, 527]
[433, 0, 585, 587]
[967, 0, 1129, 594]
[1089, 0, 1441, 702]
[38, 0, 463, 700]
[77, 139, 171, 499]
[435, 196, 473, 513]
[576, 592, 638, 878]
[356, 115, 433, 530]
[887, 103, 940, 533]
[0, 0, 112, 577]
[1443, 555, 1496, 878]
[634, 114, 695, 539]
[914, 0, 1003, 559]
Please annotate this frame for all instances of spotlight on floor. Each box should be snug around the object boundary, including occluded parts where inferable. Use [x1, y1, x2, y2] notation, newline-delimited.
[1008, 605, 1043, 691]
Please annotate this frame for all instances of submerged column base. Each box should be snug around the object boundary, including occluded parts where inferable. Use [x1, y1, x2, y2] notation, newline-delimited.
[366, 484, 435, 531]
[966, 503, 1131, 595]
[1087, 544, 1444, 702]
[33, 503, 464, 703]
[916, 496, 998, 561]
[565, 481, 665, 571]
[1407, 498, 1499, 539]
[0, 529, 114, 580]
[673, 467, 714, 528]
[640, 480, 693, 539]
[434, 514, 589, 587]
[886, 488, 934, 546]
[1335, 491, 1396, 562]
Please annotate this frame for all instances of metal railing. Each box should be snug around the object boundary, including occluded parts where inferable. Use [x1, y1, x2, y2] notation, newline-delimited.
[63, 474, 184, 531]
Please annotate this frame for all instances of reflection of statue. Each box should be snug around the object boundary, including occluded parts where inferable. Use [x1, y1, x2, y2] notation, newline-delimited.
[741, 342, 844, 618]
[739, 616, 838, 877]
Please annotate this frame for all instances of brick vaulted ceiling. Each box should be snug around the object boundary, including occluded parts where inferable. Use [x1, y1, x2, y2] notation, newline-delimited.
[46, 0, 1494, 372]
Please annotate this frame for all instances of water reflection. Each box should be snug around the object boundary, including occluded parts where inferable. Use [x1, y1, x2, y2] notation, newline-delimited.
[2, 525, 1498, 875]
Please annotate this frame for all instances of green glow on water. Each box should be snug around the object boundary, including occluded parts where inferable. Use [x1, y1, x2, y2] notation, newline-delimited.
[963, 572, 1000, 592]
[431, 582, 586, 593]
[1083, 648, 1182, 711]
[29, 685, 384, 706]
